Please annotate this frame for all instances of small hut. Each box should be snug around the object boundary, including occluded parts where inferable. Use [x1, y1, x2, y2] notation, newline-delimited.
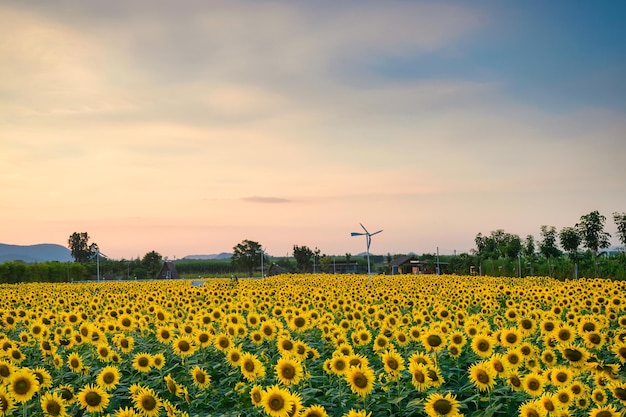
[157, 261, 180, 280]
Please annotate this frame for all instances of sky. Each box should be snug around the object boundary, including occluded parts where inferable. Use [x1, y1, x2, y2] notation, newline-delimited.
[1, 1, 625, 260]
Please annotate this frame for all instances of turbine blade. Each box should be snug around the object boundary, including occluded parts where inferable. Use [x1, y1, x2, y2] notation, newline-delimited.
[360, 223, 369, 234]
[371, 230, 383, 236]
[351, 232, 365, 236]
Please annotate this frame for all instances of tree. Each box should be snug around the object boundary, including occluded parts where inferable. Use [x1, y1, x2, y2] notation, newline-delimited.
[577, 211, 611, 277]
[539, 225, 561, 278]
[522, 235, 536, 276]
[142, 251, 163, 278]
[293, 245, 314, 273]
[68, 232, 98, 263]
[614, 212, 626, 247]
[560, 226, 582, 278]
[232, 240, 263, 277]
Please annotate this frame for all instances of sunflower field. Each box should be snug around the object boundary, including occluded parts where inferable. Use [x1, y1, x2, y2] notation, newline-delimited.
[0, 274, 625, 417]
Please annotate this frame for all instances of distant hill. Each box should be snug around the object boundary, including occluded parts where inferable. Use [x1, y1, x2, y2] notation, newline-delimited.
[181, 253, 232, 261]
[0, 243, 73, 263]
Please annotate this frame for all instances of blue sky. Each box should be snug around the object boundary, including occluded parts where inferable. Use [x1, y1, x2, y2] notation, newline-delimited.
[1, 1, 625, 259]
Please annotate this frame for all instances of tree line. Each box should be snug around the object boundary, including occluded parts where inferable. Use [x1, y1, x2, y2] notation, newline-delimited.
[473, 210, 626, 279]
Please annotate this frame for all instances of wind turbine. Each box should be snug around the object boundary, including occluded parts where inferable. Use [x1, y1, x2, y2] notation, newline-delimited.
[351, 223, 383, 284]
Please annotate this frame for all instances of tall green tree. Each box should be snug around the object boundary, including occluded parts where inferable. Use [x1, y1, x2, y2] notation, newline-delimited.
[232, 240, 263, 277]
[293, 245, 314, 273]
[539, 225, 561, 278]
[559, 226, 582, 278]
[522, 235, 536, 276]
[577, 211, 611, 277]
[142, 251, 163, 278]
[68, 232, 98, 263]
[614, 212, 626, 247]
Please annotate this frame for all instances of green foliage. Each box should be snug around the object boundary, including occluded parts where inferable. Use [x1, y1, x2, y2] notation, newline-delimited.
[614, 211, 626, 246]
[293, 245, 314, 273]
[232, 240, 263, 277]
[142, 251, 163, 279]
[67, 232, 98, 263]
[0, 261, 88, 283]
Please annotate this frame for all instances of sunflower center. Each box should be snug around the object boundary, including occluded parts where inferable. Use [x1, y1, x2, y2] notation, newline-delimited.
[244, 360, 255, 372]
[613, 388, 626, 400]
[14, 378, 30, 395]
[477, 371, 489, 384]
[589, 334, 601, 344]
[506, 334, 517, 344]
[45, 400, 62, 416]
[195, 372, 206, 384]
[282, 341, 293, 350]
[138, 357, 149, 367]
[335, 361, 345, 370]
[282, 366, 294, 378]
[0, 366, 9, 378]
[527, 410, 540, 417]
[178, 341, 190, 352]
[427, 335, 442, 347]
[563, 348, 582, 362]
[85, 391, 102, 406]
[103, 373, 115, 384]
[556, 372, 567, 382]
[294, 318, 305, 327]
[142, 395, 157, 411]
[269, 395, 285, 411]
[230, 352, 240, 362]
[353, 373, 368, 388]
[414, 371, 425, 383]
[508, 354, 520, 365]
[478, 341, 489, 351]
[121, 339, 129, 348]
[596, 412, 611, 417]
[387, 359, 398, 370]
[527, 379, 540, 390]
[433, 399, 452, 414]
[493, 362, 504, 373]
[11, 351, 21, 360]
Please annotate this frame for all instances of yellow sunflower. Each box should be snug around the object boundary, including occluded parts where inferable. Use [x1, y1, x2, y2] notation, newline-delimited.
[40, 391, 68, 417]
[190, 366, 211, 389]
[344, 366, 375, 397]
[522, 372, 546, 397]
[8, 368, 40, 403]
[518, 399, 546, 417]
[423, 392, 460, 417]
[132, 387, 162, 417]
[172, 336, 196, 358]
[96, 366, 121, 391]
[132, 352, 152, 372]
[609, 382, 626, 406]
[164, 374, 183, 397]
[155, 326, 174, 344]
[213, 333, 233, 352]
[250, 385, 264, 407]
[67, 352, 83, 373]
[421, 328, 446, 352]
[471, 334, 495, 358]
[275, 357, 304, 386]
[114, 406, 138, 417]
[240, 352, 266, 382]
[300, 405, 329, 417]
[408, 362, 430, 392]
[33, 367, 52, 389]
[330, 355, 348, 376]
[261, 385, 294, 417]
[550, 366, 574, 387]
[380, 350, 405, 379]
[0, 386, 16, 417]
[587, 405, 621, 417]
[468, 361, 496, 392]
[78, 384, 110, 413]
[558, 343, 590, 367]
[55, 385, 75, 404]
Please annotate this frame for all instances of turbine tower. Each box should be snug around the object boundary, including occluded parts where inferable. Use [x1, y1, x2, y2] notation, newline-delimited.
[351, 223, 383, 284]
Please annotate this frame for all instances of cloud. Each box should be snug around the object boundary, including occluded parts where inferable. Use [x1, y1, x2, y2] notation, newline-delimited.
[242, 196, 291, 204]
